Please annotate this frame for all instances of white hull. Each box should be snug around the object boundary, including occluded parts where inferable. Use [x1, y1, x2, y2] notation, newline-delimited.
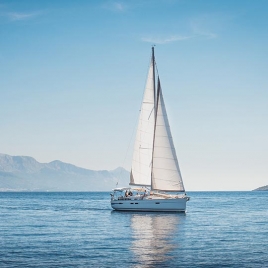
[111, 198, 187, 212]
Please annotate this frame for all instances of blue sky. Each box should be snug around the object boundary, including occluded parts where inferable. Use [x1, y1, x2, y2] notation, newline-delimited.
[1, 0, 267, 190]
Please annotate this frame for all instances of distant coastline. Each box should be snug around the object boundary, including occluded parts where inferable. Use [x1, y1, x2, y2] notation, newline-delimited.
[0, 153, 129, 192]
[253, 185, 268, 191]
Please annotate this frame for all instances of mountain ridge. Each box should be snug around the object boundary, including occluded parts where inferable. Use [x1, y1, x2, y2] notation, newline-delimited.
[0, 153, 129, 191]
[253, 185, 268, 191]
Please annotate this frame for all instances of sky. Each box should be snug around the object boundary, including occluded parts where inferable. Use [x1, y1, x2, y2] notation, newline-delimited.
[1, 0, 268, 190]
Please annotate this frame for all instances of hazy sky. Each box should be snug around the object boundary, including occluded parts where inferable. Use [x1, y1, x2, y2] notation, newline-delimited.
[1, 0, 267, 190]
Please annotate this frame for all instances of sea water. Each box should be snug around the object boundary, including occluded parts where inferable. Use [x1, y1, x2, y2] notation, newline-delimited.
[0, 191, 267, 267]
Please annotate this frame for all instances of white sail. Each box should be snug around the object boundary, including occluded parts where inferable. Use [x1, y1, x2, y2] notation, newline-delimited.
[151, 80, 185, 192]
[130, 57, 155, 186]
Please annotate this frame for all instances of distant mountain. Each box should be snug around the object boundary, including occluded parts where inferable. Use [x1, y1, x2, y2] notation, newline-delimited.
[0, 153, 129, 191]
[253, 185, 268, 191]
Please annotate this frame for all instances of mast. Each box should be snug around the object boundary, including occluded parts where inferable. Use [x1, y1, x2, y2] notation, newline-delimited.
[152, 46, 156, 105]
[150, 47, 158, 189]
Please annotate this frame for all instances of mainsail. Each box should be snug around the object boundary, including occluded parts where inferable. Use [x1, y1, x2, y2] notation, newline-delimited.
[130, 55, 155, 186]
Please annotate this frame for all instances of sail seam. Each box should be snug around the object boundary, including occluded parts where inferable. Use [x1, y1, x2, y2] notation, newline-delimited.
[152, 156, 178, 160]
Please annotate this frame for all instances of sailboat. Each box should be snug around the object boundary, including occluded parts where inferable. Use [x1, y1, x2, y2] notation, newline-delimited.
[111, 47, 189, 212]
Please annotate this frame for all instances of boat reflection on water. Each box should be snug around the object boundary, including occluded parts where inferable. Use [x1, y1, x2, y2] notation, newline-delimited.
[130, 212, 185, 267]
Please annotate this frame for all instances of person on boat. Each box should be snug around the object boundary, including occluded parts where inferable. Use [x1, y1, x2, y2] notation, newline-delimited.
[125, 191, 128, 197]
[129, 191, 133, 196]
[143, 190, 147, 198]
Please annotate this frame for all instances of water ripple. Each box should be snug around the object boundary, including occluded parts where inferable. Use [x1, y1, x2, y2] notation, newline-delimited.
[0, 191, 267, 267]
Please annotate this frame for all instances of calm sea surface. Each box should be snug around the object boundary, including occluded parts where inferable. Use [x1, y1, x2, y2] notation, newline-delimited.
[0, 191, 267, 267]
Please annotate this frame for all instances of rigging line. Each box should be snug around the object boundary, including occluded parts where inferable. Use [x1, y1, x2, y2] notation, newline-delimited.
[117, 112, 139, 187]
[155, 61, 159, 77]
